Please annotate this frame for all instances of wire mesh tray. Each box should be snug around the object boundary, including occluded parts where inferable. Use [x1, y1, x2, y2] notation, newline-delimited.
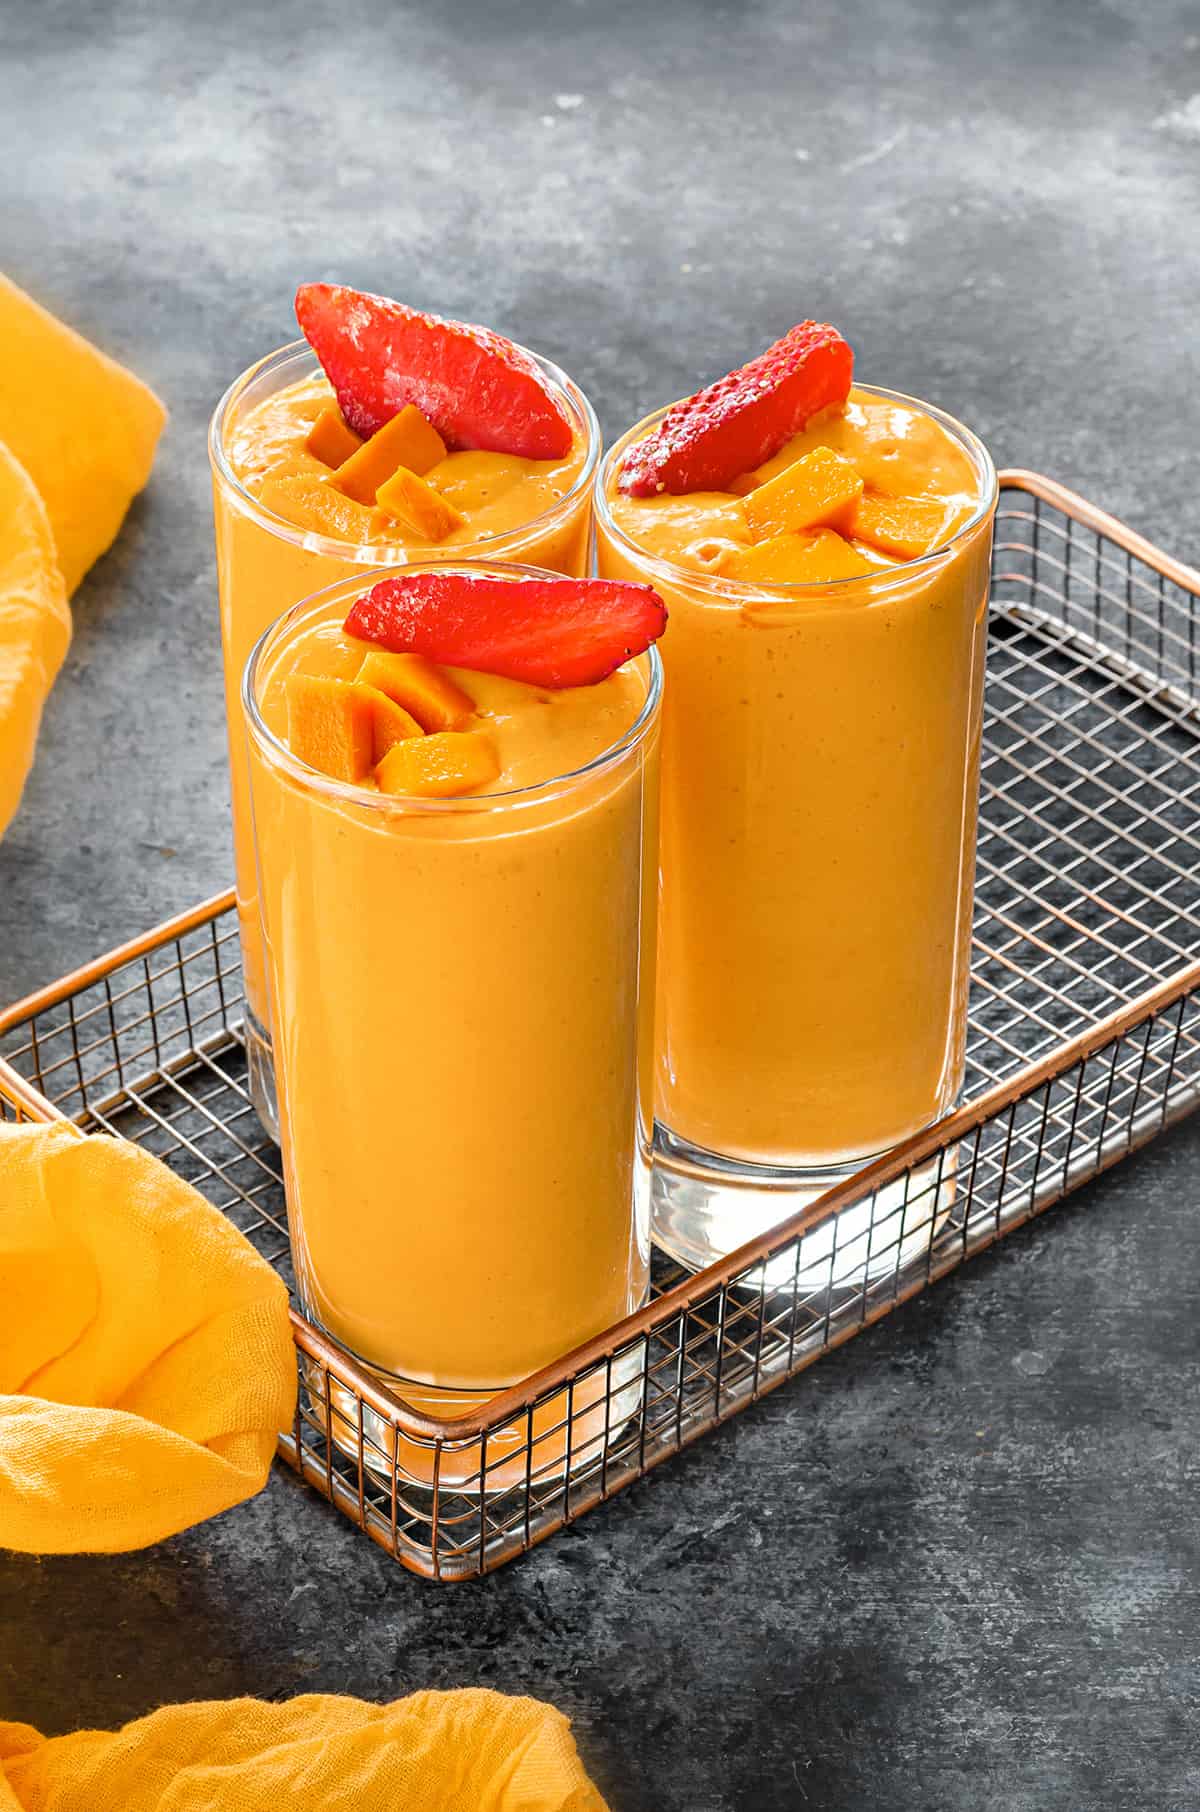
[3, 471, 1199, 1581]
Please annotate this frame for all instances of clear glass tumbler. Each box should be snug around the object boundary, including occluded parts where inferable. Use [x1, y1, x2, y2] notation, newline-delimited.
[595, 387, 997, 1280]
[242, 564, 661, 1490]
[210, 340, 600, 1141]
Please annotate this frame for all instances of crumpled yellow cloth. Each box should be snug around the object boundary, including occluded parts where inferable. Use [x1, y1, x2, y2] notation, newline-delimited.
[0, 1691, 608, 1811]
[0, 1120, 296, 1553]
[0, 442, 70, 838]
[0, 272, 164, 836]
[0, 273, 166, 596]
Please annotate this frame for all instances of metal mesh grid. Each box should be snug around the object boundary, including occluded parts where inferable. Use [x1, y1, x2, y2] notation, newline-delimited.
[2, 474, 1198, 1579]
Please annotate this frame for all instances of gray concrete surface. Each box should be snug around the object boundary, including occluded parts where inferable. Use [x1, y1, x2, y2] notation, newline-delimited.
[2, 1, 1200, 1806]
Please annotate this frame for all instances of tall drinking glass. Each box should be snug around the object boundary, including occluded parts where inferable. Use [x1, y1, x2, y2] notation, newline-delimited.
[243, 565, 661, 1488]
[595, 387, 997, 1278]
[210, 341, 600, 1139]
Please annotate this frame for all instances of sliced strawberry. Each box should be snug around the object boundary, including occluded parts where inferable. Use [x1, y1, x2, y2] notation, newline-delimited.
[617, 322, 853, 496]
[295, 283, 574, 460]
[344, 572, 667, 690]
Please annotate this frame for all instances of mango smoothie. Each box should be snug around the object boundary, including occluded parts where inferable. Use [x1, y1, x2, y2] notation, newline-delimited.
[596, 354, 996, 1269]
[243, 565, 662, 1486]
[210, 301, 599, 1137]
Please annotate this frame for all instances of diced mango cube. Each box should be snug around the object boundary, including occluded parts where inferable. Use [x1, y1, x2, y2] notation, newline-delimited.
[724, 529, 877, 585]
[332, 404, 448, 504]
[254, 473, 379, 544]
[357, 683, 424, 763]
[285, 674, 376, 783]
[374, 467, 465, 543]
[851, 492, 952, 560]
[305, 404, 363, 470]
[354, 651, 474, 733]
[743, 446, 864, 542]
[375, 731, 500, 798]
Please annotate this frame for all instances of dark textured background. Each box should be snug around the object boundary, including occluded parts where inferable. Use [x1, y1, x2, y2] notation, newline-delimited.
[2, 1, 1200, 1806]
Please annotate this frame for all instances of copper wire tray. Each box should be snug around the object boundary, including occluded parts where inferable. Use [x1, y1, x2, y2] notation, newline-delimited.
[3, 471, 1200, 1581]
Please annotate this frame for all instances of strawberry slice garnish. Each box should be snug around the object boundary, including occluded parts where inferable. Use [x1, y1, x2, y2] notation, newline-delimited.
[344, 572, 667, 690]
[295, 283, 574, 460]
[617, 322, 853, 496]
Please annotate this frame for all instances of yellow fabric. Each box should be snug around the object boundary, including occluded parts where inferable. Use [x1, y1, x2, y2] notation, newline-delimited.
[0, 273, 166, 595]
[0, 1691, 608, 1811]
[0, 1120, 296, 1554]
[0, 443, 70, 837]
[0, 273, 164, 832]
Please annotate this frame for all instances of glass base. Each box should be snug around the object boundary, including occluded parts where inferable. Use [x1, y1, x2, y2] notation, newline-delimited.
[244, 1008, 280, 1145]
[651, 1122, 956, 1291]
[295, 1149, 652, 1504]
[305, 1339, 646, 1499]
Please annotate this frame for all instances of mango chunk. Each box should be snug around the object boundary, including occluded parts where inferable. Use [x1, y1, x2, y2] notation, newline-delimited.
[0, 274, 166, 595]
[254, 473, 378, 544]
[724, 529, 877, 585]
[285, 674, 376, 783]
[375, 731, 500, 799]
[332, 404, 448, 504]
[851, 492, 952, 560]
[305, 404, 363, 470]
[374, 466, 465, 543]
[354, 651, 474, 733]
[358, 683, 424, 763]
[743, 446, 864, 542]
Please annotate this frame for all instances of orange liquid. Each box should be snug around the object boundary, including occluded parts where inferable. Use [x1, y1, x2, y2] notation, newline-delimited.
[211, 357, 594, 1031]
[597, 387, 994, 1167]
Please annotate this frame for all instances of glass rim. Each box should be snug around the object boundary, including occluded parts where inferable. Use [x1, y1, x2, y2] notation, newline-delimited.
[593, 381, 999, 603]
[209, 337, 602, 565]
[242, 559, 664, 816]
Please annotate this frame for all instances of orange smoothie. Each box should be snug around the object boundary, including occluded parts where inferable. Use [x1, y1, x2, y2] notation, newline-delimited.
[243, 568, 661, 1479]
[210, 340, 598, 1128]
[596, 384, 996, 1181]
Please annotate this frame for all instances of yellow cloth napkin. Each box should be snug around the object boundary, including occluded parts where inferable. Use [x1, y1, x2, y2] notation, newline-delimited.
[0, 273, 166, 596]
[0, 1691, 609, 1811]
[0, 1120, 296, 1553]
[0, 442, 70, 837]
[0, 272, 165, 835]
